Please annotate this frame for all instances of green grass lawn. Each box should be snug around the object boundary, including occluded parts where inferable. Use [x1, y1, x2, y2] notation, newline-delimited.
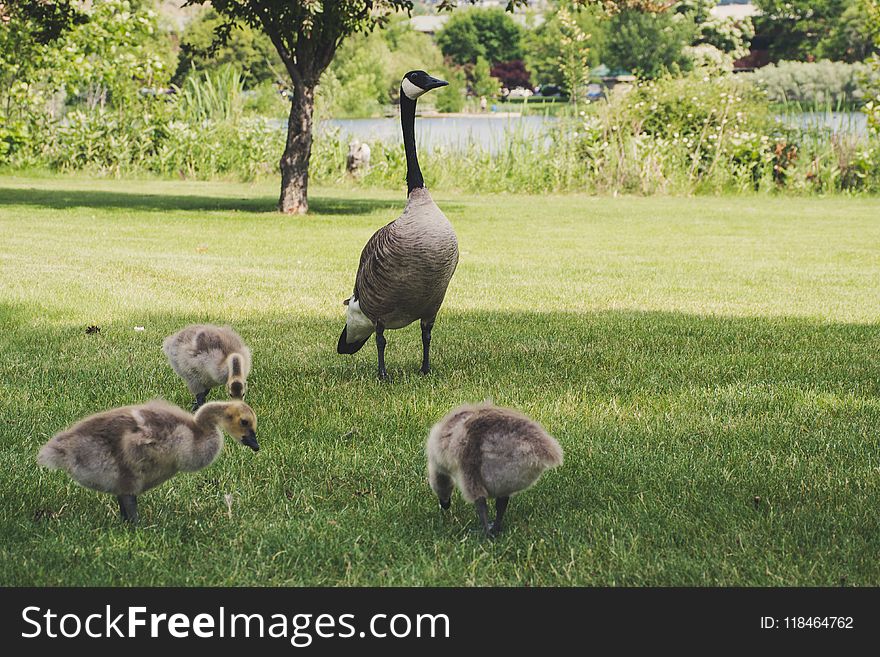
[1, 175, 879, 586]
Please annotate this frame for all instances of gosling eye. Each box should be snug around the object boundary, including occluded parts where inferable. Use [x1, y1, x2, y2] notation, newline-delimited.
[240, 418, 250, 427]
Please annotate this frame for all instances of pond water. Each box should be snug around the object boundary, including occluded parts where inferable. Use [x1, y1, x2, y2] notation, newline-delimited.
[320, 115, 556, 152]
[775, 111, 867, 135]
[307, 111, 867, 153]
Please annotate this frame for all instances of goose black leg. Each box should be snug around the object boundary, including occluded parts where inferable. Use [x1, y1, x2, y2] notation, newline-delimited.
[474, 497, 492, 537]
[490, 496, 510, 537]
[420, 318, 434, 375]
[191, 392, 207, 412]
[376, 322, 388, 380]
[117, 495, 138, 524]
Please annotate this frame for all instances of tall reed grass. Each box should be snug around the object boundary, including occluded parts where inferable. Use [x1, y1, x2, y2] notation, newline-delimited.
[176, 67, 247, 124]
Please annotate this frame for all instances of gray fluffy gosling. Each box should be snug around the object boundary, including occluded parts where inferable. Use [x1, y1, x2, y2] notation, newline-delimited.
[426, 403, 563, 537]
[37, 399, 259, 523]
[163, 324, 252, 410]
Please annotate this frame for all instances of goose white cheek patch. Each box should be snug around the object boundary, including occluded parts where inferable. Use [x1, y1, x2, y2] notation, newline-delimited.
[402, 78, 427, 100]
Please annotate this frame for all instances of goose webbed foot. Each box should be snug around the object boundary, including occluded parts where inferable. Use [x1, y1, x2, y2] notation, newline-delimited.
[117, 495, 138, 524]
[191, 392, 207, 412]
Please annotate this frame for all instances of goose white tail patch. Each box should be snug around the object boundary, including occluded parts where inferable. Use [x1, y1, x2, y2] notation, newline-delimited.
[401, 78, 427, 100]
[345, 298, 375, 343]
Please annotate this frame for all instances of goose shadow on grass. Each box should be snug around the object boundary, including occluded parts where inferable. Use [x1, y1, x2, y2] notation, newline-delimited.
[1, 304, 878, 403]
[5, 304, 880, 568]
[0, 186, 456, 216]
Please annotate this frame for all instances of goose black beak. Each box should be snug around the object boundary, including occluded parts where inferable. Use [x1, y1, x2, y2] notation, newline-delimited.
[242, 432, 259, 452]
[423, 75, 448, 91]
[439, 498, 451, 510]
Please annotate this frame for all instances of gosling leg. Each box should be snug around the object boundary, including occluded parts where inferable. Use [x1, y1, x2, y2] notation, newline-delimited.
[376, 322, 388, 380]
[191, 392, 207, 412]
[474, 497, 492, 537]
[420, 318, 434, 375]
[490, 496, 510, 537]
[117, 495, 138, 524]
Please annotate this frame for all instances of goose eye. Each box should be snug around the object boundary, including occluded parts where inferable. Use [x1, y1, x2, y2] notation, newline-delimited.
[240, 419, 249, 427]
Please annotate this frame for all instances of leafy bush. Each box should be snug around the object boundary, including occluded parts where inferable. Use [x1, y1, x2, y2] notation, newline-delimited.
[43, 106, 168, 174]
[751, 60, 880, 108]
[152, 118, 279, 180]
[865, 92, 880, 132]
[52, 0, 172, 111]
[0, 119, 31, 162]
[471, 57, 500, 97]
[243, 81, 289, 118]
[434, 67, 467, 113]
[316, 31, 391, 119]
[626, 70, 770, 140]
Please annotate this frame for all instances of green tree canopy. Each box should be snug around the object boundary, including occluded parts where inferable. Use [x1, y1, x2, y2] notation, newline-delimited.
[603, 8, 695, 78]
[436, 8, 524, 65]
[754, 0, 879, 62]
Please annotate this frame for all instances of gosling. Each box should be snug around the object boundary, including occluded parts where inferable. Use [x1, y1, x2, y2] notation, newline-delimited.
[163, 324, 252, 411]
[37, 399, 259, 524]
[426, 403, 563, 537]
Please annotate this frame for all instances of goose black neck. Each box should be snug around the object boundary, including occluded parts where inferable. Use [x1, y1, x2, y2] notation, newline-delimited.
[400, 90, 423, 194]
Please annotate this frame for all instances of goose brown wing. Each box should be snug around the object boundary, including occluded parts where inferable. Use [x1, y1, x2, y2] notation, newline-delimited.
[353, 220, 396, 312]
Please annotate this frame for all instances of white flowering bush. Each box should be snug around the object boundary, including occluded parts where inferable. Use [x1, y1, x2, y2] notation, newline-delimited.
[675, 0, 755, 60]
[683, 44, 734, 72]
[552, 68, 880, 193]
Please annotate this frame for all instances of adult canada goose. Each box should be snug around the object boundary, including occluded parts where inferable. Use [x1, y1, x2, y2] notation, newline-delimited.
[426, 403, 563, 537]
[163, 324, 252, 411]
[337, 70, 459, 379]
[37, 400, 259, 523]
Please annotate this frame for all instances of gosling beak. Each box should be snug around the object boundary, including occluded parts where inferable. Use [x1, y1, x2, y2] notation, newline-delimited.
[439, 498, 451, 511]
[242, 431, 259, 452]
[423, 75, 448, 91]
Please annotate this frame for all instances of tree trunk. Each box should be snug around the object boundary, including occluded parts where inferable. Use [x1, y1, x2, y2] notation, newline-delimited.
[278, 81, 315, 214]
